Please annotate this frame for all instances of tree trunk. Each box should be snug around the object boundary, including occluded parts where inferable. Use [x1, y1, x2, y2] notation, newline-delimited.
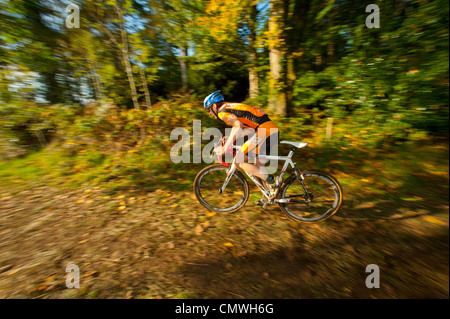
[284, 0, 312, 116]
[179, 46, 188, 93]
[268, 0, 287, 115]
[88, 60, 104, 101]
[139, 66, 152, 108]
[0, 65, 12, 103]
[249, 68, 259, 99]
[116, 5, 140, 109]
[327, 14, 335, 64]
[88, 6, 139, 108]
[286, 55, 296, 116]
[248, 4, 259, 99]
[121, 50, 140, 109]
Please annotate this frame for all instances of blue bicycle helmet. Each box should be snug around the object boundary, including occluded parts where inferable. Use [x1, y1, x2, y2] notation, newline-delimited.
[204, 91, 224, 109]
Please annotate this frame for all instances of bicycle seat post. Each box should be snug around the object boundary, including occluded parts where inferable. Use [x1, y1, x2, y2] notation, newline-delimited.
[287, 147, 297, 158]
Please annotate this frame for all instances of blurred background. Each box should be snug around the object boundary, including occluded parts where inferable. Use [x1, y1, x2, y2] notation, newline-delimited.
[0, 0, 448, 299]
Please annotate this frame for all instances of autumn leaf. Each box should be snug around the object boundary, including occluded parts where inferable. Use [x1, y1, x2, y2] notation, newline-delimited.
[201, 221, 210, 229]
[223, 242, 234, 247]
[194, 224, 203, 235]
[124, 291, 133, 299]
[422, 216, 448, 226]
[355, 202, 376, 209]
[8, 269, 19, 276]
[82, 271, 98, 278]
[401, 196, 423, 202]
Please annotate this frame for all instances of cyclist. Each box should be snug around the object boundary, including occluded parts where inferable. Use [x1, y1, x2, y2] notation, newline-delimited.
[204, 91, 279, 191]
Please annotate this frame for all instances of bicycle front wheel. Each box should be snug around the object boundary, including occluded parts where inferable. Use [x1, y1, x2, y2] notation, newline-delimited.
[194, 164, 250, 213]
[279, 170, 343, 223]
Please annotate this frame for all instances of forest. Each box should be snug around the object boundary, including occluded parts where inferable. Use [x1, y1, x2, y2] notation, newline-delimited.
[0, 0, 448, 300]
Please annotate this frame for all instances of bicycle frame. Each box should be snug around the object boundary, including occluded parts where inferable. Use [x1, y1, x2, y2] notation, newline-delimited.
[218, 146, 306, 202]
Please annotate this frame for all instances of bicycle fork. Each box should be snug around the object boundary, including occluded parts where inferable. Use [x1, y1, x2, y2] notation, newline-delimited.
[294, 168, 313, 203]
[275, 169, 312, 205]
[219, 163, 237, 194]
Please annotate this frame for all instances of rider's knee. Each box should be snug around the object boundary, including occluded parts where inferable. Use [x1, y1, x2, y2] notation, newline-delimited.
[256, 158, 268, 165]
[234, 152, 247, 165]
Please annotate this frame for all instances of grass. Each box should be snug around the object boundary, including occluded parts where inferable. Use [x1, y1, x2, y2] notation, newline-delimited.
[1, 134, 448, 204]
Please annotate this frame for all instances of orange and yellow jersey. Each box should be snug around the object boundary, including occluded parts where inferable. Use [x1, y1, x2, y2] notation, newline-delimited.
[217, 103, 270, 129]
[218, 103, 279, 157]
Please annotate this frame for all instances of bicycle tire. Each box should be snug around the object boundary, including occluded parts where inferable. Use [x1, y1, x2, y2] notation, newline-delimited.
[278, 170, 343, 223]
[194, 164, 250, 213]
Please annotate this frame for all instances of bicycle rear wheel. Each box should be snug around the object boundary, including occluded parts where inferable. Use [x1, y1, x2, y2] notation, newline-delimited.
[278, 170, 343, 222]
[194, 164, 250, 213]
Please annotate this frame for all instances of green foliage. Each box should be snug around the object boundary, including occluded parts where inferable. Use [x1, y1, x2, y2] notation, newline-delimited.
[0, 0, 448, 159]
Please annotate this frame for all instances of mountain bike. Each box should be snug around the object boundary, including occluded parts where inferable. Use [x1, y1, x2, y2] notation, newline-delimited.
[193, 140, 343, 223]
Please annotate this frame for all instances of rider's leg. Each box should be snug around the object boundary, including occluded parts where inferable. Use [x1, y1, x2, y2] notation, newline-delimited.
[235, 153, 275, 193]
[235, 159, 267, 179]
[235, 125, 278, 187]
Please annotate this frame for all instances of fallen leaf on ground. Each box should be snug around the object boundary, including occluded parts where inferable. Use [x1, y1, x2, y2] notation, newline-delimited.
[194, 224, 203, 235]
[423, 216, 448, 226]
[355, 202, 375, 209]
[82, 271, 98, 278]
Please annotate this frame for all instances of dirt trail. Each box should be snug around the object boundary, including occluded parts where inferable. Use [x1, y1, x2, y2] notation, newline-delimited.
[0, 181, 448, 299]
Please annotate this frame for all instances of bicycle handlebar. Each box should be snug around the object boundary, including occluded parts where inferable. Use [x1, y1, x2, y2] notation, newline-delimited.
[211, 141, 242, 168]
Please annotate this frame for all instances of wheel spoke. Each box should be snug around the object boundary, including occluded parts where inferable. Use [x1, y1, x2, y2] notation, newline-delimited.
[194, 165, 249, 213]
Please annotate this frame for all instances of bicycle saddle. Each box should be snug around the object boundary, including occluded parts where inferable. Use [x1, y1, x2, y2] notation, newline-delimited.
[280, 141, 308, 149]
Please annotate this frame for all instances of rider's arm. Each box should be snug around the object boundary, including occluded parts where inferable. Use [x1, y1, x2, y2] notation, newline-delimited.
[236, 127, 255, 139]
[222, 114, 243, 153]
